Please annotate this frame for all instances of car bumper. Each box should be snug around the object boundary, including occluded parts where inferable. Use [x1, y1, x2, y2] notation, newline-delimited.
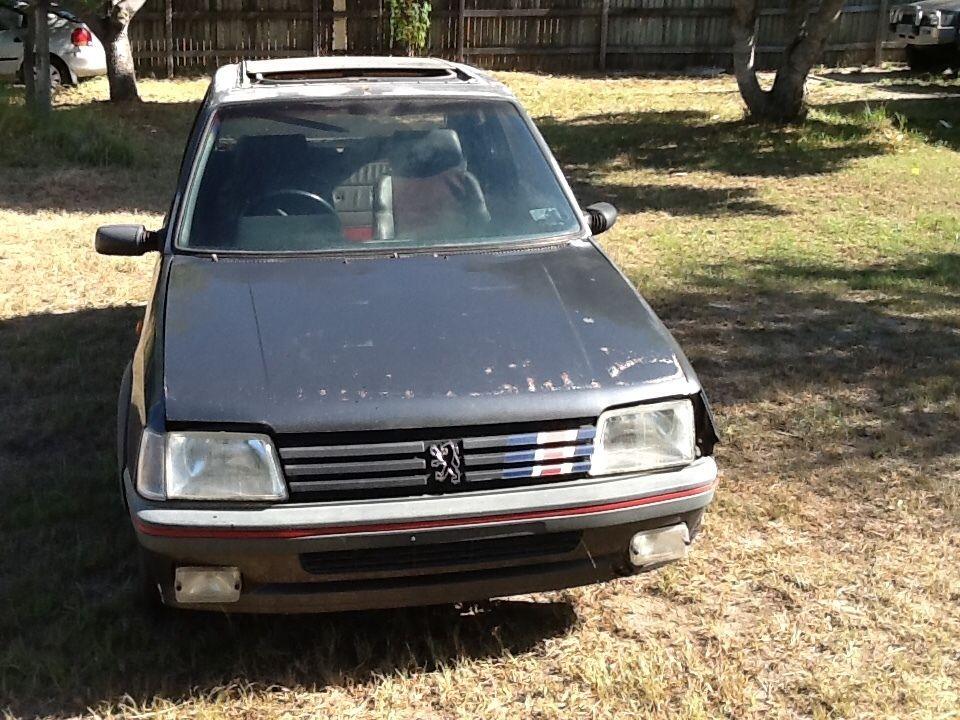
[127, 457, 718, 613]
[892, 23, 957, 45]
[63, 46, 107, 78]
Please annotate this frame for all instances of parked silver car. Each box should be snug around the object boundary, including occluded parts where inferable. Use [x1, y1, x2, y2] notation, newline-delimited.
[0, 1, 106, 86]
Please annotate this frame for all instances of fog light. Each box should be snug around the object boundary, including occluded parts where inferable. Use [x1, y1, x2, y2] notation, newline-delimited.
[174, 566, 241, 604]
[629, 524, 690, 568]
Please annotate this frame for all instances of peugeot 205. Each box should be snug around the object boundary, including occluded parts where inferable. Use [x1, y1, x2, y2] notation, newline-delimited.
[96, 57, 720, 613]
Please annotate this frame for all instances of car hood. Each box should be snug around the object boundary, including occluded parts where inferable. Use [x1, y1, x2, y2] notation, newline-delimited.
[162, 243, 701, 433]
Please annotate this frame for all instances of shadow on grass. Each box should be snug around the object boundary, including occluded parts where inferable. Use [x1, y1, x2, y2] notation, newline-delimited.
[757, 252, 960, 293]
[823, 95, 960, 152]
[570, 180, 786, 216]
[649, 252, 960, 475]
[817, 68, 960, 94]
[536, 108, 891, 218]
[817, 69, 918, 85]
[538, 110, 887, 180]
[0, 308, 576, 717]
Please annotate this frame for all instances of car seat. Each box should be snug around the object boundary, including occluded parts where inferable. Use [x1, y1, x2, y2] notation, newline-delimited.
[375, 129, 490, 241]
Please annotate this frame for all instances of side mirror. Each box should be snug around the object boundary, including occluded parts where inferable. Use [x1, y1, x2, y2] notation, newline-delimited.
[585, 202, 618, 236]
[95, 225, 160, 256]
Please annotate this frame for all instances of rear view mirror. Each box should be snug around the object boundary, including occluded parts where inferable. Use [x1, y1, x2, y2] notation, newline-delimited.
[585, 203, 618, 236]
[95, 225, 160, 255]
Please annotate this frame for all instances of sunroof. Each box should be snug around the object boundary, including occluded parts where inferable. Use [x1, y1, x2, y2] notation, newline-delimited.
[249, 67, 466, 84]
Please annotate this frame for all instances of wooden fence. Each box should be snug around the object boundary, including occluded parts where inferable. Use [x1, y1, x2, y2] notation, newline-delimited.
[130, 0, 902, 77]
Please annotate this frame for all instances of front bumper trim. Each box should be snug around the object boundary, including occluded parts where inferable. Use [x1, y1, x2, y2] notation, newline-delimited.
[133, 479, 717, 540]
[894, 23, 956, 44]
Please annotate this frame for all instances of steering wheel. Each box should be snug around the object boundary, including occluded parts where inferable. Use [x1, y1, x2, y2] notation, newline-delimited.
[244, 189, 341, 227]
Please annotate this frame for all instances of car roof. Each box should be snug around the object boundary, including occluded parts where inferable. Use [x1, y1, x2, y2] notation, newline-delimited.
[210, 56, 516, 107]
[2, 0, 79, 21]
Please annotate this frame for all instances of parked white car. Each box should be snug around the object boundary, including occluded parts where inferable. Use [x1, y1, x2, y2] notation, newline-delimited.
[0, 1, 106, 86]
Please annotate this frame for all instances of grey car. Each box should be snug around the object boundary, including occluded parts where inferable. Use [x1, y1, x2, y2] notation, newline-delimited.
[890, 0, 960, 69]
[95, 56, 720, 614]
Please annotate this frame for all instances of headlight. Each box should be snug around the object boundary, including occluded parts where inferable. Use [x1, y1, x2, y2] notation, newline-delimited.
[589, 400, 696, 476]
[136, 428, 166, 500]
[136, 430, 287, 501]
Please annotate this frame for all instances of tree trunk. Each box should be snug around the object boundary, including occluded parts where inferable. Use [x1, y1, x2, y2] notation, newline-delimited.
[24, 0, 51, 114]
[731, 0, 847, 123]
[103, 18, 139, 102]
[80, 1, 146, 103]
[731, 0, 769, 117]
[23, 0, 35, 103]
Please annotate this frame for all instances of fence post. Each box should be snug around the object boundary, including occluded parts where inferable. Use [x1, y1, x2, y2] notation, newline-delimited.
[164, 0, 174, 77]
[378, 0, 386, 54]
[312, 0, 320, 55]
[875, 0, 890, 66]
[599, 0, 609, 71]
[457, 0, 466, 62]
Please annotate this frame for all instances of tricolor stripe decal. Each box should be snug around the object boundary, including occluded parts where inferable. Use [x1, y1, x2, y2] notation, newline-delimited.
[504, 427, 596, 447]
[470, 444, 594, 466]
[465, 427, 597, 479]
[499, 460, 592, 480]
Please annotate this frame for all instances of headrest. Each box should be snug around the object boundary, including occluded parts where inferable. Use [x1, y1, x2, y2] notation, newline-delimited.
[390, 129, 464, 178]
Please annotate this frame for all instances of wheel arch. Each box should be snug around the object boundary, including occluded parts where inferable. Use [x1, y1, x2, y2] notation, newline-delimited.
[50, 53, 77, 85]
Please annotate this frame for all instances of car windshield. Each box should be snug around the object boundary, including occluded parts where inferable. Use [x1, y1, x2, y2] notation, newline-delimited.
[178, 98, 582, 253]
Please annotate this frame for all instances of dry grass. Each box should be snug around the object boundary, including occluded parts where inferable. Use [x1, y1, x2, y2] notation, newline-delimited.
[1, 70, 959, 719]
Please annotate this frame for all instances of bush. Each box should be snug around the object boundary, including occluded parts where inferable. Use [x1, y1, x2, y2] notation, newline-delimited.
[388, 0, 432, 56]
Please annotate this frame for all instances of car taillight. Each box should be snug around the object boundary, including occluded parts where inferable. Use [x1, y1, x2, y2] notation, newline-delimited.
[71, 27, 93, 46]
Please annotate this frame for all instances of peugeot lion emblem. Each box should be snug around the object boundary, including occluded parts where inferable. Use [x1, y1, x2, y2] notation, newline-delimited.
[428, 441, 463, 486]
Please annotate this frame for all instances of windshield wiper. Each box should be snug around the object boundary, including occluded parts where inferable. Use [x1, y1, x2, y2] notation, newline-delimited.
[248, 109, 347, 134]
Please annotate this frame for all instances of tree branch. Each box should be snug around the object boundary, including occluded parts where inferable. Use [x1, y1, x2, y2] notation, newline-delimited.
[786, 0, 847, 69]
[731, 0, 767, 114]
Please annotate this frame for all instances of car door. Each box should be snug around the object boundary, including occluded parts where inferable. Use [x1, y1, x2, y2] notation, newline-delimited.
[0, 7, 24, 78]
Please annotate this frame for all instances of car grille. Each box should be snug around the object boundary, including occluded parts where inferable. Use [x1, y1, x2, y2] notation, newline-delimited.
[300, 531, 583, 576]
[276, 420, 596, 501]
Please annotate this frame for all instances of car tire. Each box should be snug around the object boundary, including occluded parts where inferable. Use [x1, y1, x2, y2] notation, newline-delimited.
[906, 44, 945, 72]
[15, 56, 73, 88]
[136, 547, 169, 618]
[49, 54, 72, 87]
[116, 361, 133, 507]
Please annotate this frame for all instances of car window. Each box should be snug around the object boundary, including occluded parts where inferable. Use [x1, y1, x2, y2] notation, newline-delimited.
[178, 98, 581, 253]
[0, 7, 23, 29]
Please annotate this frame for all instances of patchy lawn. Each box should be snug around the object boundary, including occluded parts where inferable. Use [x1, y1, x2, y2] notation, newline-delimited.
[1, 70, 959, 719]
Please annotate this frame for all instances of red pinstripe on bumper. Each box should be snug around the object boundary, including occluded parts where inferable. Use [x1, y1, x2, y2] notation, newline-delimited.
[132, 479, 718, 540]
